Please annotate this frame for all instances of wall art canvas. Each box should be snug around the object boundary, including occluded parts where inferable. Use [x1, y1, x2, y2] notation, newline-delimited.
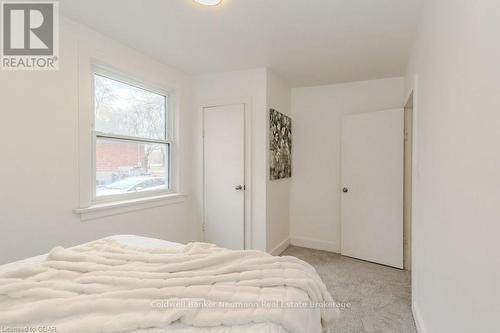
[269, 108, 292, 180]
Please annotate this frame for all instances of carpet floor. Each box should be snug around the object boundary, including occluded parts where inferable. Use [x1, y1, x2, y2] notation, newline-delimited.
[281, 246, 416, 333]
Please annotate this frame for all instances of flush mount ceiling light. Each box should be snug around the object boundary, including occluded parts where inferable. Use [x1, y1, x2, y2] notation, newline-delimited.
[194, 0, 222, 6]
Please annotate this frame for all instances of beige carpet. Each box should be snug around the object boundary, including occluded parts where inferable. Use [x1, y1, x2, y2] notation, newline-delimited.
[281, 246, 416, 333]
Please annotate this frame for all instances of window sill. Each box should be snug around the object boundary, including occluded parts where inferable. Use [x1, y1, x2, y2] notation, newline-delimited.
[74, 193, 187, 221]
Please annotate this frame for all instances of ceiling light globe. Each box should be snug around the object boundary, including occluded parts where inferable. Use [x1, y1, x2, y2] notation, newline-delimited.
[194, 0, 222, 6]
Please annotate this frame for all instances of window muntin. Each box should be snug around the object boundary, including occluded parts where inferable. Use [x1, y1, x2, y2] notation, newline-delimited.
[93, 71, 171, 200]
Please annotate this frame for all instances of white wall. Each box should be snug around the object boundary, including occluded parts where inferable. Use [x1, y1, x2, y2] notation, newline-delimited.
[0, 18, 199, 264]
[290, 78, 405, 252]
[266, 70, 291, 254]
[193, 68, 268, 251]
[405, 1, 500, 332]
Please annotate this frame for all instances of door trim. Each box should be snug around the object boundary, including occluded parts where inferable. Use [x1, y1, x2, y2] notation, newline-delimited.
[200, 98, 253, 249]
[406, 75, 420, 326]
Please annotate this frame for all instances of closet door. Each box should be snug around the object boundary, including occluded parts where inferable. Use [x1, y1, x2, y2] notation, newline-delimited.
[341, 109, 404, 268]
[203, 104, 245, 249]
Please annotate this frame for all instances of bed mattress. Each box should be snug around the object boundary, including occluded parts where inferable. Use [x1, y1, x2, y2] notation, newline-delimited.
[0, 235, 329, 333]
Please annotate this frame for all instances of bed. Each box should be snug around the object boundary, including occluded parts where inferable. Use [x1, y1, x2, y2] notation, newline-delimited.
[0, 235, 335, 333]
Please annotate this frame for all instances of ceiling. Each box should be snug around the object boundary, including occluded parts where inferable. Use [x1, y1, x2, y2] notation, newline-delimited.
[60, 0, 423, 87]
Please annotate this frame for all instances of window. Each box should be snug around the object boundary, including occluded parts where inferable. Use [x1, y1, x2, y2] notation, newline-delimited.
[92, 70, 171, 201]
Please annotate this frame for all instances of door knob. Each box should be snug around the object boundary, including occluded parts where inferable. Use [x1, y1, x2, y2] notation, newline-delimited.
[342, 187, 349, 193]
[235, 185, 243, 191]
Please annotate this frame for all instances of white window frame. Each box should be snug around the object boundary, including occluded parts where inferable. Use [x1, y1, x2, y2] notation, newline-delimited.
[75, 47, 185, 221]
[91, 66, 174, 204]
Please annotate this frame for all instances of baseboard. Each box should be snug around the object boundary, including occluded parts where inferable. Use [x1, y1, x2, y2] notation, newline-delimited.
[269, 238, 290, 256]
[412, 300, 427, 333]
[290, 236, 340, 253]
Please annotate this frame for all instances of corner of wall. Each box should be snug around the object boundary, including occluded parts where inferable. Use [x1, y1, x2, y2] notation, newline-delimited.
[269, 238, 290, 256]
[265, 70, 292, 253]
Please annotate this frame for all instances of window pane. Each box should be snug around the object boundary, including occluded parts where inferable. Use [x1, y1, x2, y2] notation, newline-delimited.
[94, 74, 167, 140]
[95, 138, 169, 197]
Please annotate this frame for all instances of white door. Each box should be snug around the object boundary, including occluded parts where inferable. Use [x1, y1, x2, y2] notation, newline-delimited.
[203, 104, 245, 250]
[341, 109, 404, 268]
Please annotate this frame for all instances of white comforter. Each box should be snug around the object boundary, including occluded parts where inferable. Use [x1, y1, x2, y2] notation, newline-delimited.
[0, 237, 334, 333]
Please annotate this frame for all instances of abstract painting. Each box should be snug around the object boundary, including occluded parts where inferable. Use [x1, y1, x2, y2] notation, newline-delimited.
[269, 109, 292, 180]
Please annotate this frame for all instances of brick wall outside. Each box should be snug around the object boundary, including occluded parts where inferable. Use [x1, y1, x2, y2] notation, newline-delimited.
[96, 140, 146, 172]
